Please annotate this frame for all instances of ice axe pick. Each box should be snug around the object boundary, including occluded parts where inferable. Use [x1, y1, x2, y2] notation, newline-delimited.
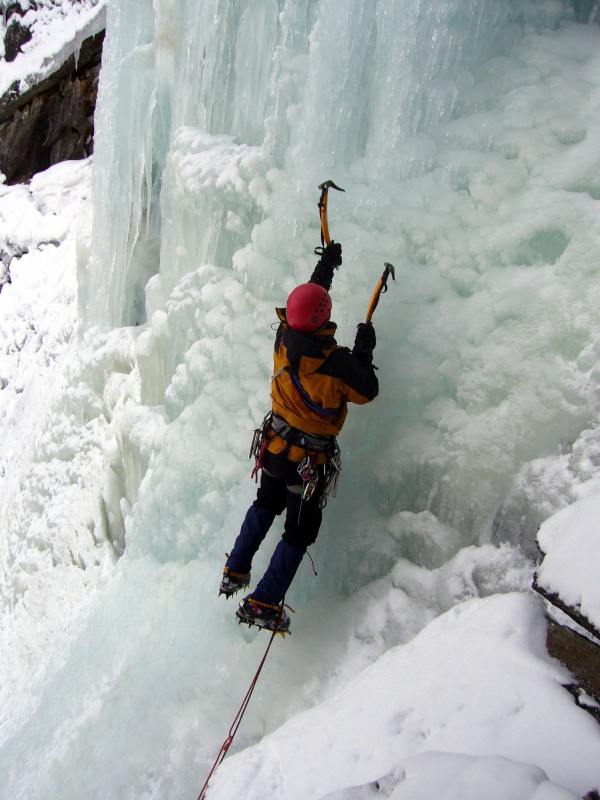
[366, 262, 396, 324]
[317, 180, 345, 248]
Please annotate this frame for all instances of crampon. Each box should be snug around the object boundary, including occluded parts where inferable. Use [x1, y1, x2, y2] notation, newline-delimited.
[236, 596, 292, 635]
[219, 566, 250, 598]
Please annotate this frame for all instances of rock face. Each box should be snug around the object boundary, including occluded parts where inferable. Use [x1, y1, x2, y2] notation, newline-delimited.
[533, 575, 600, 728]
[4, 16, 33, 63]
[0, 27, 104, 185]
[546, 618, 600, 725]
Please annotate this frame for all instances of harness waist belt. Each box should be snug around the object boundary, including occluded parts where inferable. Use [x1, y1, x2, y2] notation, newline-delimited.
[270, 414, 335, 453]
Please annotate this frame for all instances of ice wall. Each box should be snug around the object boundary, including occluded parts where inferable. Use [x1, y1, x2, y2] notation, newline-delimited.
[79, 0, 600, 551]
[83, 0, 522, 326]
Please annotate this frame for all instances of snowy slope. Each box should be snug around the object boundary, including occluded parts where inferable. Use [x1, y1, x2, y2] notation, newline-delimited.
[208, 595, 599, 799]
[1, 2, 600, 800]
[0, 159, 133, 700]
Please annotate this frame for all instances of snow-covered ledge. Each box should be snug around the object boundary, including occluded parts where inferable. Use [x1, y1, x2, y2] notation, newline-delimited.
[534, 494, 600, 641]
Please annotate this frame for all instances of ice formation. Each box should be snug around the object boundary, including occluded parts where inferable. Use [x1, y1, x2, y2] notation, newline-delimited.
[2, 1, 600, 798]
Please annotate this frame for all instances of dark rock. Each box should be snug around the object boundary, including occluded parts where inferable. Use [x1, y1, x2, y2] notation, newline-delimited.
[4, 18, 32, 63]
[5, 2, 37, 22]
[4, 3, 31, 61]
[0, 29, 104, 184]
[546, 616, 600, 726]
[533, 573, 600, 642]
[539, 599, 600, 728]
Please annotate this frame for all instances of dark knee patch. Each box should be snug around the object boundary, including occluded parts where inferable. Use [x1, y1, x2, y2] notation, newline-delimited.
[282, 529, 314, 550]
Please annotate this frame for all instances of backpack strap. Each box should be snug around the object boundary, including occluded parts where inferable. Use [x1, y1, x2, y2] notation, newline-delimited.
[272, 366, 342, 418]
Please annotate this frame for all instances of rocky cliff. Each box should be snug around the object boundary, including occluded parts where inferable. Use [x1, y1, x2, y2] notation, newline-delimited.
[0, 0, 104, 184]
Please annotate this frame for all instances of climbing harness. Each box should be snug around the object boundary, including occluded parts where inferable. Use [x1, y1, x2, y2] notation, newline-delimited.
[196, 604, 287, 800]
[316, 179, 345, 250]
[249, 412, 343, 503]
[270, 412, 335, 453]
[366, 262, 396, 324]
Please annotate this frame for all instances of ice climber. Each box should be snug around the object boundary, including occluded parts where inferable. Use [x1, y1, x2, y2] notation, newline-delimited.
[220, 241, 379, 633]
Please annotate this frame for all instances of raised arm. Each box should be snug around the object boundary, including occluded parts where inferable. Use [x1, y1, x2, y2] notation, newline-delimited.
[309, 242, 342, 291]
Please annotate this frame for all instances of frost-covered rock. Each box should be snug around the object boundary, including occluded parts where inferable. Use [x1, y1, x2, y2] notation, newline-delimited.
[0, 0, 106, 183]
[536, 493, 600, 636]
[0, 0, 106, 95]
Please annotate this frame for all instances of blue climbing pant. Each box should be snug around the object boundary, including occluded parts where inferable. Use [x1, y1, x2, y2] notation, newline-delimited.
[226, 449, 326, 604]
[226, 504, 276, 575]
[252, 538, 304, 605]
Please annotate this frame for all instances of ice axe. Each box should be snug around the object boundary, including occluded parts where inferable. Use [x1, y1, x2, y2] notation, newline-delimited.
[366, 262, 396, 324]
[317, 179, 345, 248]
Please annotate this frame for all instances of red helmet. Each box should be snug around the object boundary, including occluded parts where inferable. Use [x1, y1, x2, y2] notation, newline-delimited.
[286, 283, 332, 332]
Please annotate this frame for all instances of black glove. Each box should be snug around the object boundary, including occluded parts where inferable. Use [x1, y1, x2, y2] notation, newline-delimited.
[352, 322, 376, 362]
[321, 241, 342, 268]
[310, 241, 342, 291]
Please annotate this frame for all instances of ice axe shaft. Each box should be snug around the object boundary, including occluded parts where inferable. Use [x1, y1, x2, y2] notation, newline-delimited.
[317, 180, 345, 247]
[366, 262, 395, 324]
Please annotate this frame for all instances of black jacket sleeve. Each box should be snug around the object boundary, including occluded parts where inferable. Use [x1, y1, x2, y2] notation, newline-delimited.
[321, 347, 379, 403]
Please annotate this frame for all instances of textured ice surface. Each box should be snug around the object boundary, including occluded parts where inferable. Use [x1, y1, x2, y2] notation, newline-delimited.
[2, 2, 600, 799]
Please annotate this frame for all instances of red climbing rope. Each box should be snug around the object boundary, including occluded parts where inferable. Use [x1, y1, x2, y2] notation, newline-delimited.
[196, 609, 286, 800]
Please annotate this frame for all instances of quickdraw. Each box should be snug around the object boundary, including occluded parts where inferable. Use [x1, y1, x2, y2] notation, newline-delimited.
[323, 440, 342, 502]
[249, 411, 274, 481]
[297, 455, 319, 502]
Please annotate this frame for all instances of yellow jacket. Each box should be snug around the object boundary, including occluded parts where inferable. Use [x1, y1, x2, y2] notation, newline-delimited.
[268, 308, 378, 460]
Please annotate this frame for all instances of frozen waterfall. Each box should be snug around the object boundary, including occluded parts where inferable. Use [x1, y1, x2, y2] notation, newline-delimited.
[2, 1, 600, 798]
[81, 0, 600, 551]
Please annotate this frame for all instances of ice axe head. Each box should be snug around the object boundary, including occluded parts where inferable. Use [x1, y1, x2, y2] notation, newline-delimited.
[366, 262, 395, 324]
[381, 262, 395, 287]
[318, 179, 345, 193]
[317, 180, 345, 248]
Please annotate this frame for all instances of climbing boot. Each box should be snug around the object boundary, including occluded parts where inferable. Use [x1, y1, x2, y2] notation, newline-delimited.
[219, 566, 250, 598]
[236, 596, 290, 633]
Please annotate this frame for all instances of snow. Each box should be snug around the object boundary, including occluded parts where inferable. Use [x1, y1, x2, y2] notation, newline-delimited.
[0, 158, 134, 697]
[0, 0, 107, 97]
[1, 2, 600, 800]
[208, 594, 599, 799]
[537, 494, 600, 630]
